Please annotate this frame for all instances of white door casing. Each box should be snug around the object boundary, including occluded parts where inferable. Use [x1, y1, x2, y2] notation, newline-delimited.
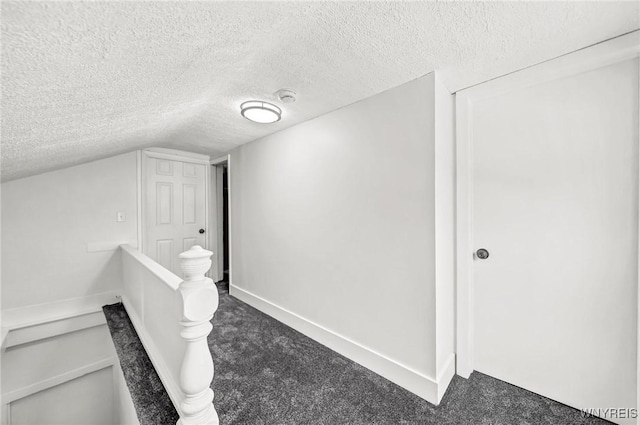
[456, 31, 639, 424]
[211, 154, 230, 284]
[142, 149, 209, 277]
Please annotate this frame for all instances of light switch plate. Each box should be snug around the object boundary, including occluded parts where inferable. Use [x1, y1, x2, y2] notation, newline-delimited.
[116, 211, 126, 222]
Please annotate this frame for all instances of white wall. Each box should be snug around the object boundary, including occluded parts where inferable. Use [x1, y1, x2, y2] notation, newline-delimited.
[433, 74, 456, 399]
[1, 151, 145, 425]
[230, 73, 456, 403]
[1, 152, 138, 311]
[1, 320, 136, 425]
[10, 368, 114, 425]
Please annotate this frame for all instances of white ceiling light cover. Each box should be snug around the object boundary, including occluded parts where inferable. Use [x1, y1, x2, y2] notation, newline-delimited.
[240, 101, 282, 124]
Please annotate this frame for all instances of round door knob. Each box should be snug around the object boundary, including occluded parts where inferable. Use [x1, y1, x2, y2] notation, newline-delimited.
[199, 229, 205, 234]
[476, 248, 489, 260]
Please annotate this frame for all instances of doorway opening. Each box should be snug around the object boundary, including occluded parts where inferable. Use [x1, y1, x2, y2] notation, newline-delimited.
[211, 156, 230, 293]
[221, 164, 229, 288]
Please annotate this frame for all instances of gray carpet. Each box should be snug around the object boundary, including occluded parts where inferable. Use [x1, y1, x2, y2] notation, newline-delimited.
[104, 285, 612, 425]
[103, 304, 179, 425]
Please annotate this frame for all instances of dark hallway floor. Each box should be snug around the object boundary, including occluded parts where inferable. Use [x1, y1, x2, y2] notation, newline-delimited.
[104, 284, 612, 425]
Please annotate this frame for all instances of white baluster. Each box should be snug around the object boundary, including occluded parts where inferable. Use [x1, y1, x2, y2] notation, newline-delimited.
[177, 246, 219, 425]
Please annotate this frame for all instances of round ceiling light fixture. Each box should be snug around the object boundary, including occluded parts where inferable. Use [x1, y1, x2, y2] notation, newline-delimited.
[240, 100, 282, 124]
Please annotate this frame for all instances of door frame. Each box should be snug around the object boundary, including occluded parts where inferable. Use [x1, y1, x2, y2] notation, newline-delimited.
[455, 31, 640, 379]
[210, 154, 231, 283]
[139, 148, 212, 257]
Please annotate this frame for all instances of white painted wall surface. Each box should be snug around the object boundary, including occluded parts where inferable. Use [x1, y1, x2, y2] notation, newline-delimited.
[1, 323, 120, 425]
[230, 73, 456, 402]
[10, 367, 114, 425]
[2, 324, 115, 399]
[1, 152, 138, 310]
[120, 244, 184, 413]
[113, 361, 141, 425]
[433, 74, 456, 399]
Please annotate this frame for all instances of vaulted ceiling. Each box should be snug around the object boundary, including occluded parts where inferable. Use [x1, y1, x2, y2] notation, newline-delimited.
[2, 1, 638, 181]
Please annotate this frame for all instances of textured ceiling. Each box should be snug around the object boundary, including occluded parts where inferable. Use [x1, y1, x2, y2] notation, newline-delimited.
[2, 1, 638, 181]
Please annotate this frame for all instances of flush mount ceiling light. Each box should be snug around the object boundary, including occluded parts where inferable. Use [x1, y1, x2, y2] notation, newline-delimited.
[240, 100, 282, 124]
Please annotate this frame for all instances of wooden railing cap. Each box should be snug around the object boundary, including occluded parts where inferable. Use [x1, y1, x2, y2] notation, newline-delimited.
[178, 245, 213, 259]
[179, 246, 213, 282]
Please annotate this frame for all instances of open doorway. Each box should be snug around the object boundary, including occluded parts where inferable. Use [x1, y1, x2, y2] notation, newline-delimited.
[211, 156, 230, 292]
[221, 164, 229, 288]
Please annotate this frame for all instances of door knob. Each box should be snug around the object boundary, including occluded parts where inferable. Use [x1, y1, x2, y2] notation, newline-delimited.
[199, 229, 205, 234]
[476, 248, 489, 260]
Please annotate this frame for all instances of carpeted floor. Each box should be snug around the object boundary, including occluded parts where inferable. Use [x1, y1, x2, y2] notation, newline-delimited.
[103, 303, 179, 425]
[104, 284, 612, 425]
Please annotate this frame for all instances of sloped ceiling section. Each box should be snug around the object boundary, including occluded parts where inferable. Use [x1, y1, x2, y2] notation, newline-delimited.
[2, 1, 638, 181]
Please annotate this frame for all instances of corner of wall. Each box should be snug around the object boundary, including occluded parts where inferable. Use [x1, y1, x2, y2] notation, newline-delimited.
[434, 70, 457, 394]
[230, 283, 445, 405]
[435, 353, 456, 404]
[228, 74, 452, 406]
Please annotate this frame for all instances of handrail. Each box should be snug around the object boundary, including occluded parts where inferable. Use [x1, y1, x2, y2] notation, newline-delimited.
[120, 244, 219, 425]
[120, 244, 181, 291]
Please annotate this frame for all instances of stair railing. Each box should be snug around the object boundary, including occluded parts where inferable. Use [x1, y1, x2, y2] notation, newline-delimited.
[120, 244, 219, 425]
[176, 246, 220, 425]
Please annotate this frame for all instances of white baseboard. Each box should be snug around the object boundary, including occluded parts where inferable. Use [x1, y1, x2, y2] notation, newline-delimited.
[436, 353, 456, 403]
[121, 296, 184, 418]
[230, 284, 452, 405]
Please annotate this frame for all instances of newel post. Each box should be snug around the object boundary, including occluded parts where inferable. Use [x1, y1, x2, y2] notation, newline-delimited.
[177, 246, 219, 425]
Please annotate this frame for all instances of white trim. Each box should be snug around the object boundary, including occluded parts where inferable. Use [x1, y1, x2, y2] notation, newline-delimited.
[3, 311, 106, 349]
[207, 164, 217, 280]
[456, 31, 640, 100]
[210, 153, 231, 282]
[87, 240, 137, 253]
[143, 148, 210, 165]
[228, 155, 233, 288]
[217, 166, 225, 282]
[637, 42, 640, 425]
[210, 154, 230, 165]
[2, 403, 10, 425]
[230, 284, 451, 405]
[1, 328, 9, 351]
[205, 163, 210, 251]
[120, 244, 181, 291]
[212, 165, 224, 282]
[121, 296, 183, 417]
[2, 358, 115, 404]
[436, 353, 456, 403]
[136, 150, 143, 253]
[455, 31, 640, 380]
[455, 92, 474, 378]
[210, 153, 230, 282]
[139, 148, 212, 265]
[1, 291, 120, 331]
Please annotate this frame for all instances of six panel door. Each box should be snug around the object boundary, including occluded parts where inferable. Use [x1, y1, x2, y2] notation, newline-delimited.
[144, 157, 207, 277]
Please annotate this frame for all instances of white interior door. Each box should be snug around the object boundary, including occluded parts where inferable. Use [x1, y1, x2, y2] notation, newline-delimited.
[464, 50, 638, 422]
[144, 155, 207, 276]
